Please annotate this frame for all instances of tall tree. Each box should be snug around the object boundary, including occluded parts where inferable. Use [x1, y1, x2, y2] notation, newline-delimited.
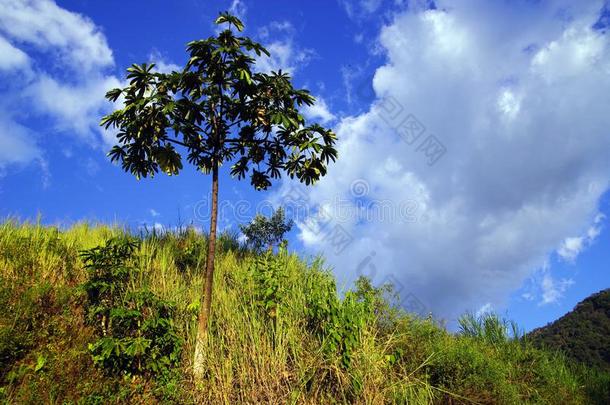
[100, 12, 337, 381]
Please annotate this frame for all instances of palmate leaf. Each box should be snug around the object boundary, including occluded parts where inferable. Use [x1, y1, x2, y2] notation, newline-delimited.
[105, 88, 122, 102]
[100, 10, 337, 196]
[241, 38, 271, 57]
[125, 337, 151, 357]
[215, 12, 244, 32]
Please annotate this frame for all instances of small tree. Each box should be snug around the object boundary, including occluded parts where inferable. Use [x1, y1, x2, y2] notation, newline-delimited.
[100, 12, 337, 381]
[240, 207, 293, 252]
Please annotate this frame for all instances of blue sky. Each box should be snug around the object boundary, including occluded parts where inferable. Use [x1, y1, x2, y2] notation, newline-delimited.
[1, 0, 610, 331]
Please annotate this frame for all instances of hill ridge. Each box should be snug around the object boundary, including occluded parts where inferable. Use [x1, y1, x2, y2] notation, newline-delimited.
[529, 288, 610, 371]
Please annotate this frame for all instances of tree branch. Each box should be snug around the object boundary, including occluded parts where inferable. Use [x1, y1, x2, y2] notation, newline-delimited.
[164, 137, 211, 156]
[223, 138, 269, 144]
[227, 119, 245, 129]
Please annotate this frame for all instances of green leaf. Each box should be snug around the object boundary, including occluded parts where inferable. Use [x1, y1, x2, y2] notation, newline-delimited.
[239, 69, 252, 85]
[214, 12, 244, 32]
[34, 355, 46, 372]
[105, 88, 122, 102]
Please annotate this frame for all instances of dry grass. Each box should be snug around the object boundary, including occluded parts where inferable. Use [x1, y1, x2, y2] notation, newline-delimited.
[0, 220, 608, 404]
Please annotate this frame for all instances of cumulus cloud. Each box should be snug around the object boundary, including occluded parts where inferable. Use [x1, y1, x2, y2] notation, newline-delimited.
[0, 0, 113, 71]
[217, 7, 314, 76]
[0, 36, 29, 71]
[26, 74, 121, 139]
[255, 21, 315, 74]
[302, 97, 337, 124]
[148, 50, 180, 74]
[277, 0, 610, 323]
[0, 0, 119, 173]
[557, 213, 605, 262]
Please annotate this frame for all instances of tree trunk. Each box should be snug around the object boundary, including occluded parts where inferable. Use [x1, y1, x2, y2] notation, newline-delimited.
[193, 162, 219, 383]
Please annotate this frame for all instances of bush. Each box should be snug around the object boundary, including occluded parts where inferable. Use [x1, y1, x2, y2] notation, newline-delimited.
[81, 237, 182, 377]
[303, 270, 369, 370]
[172, 228, 207, 273]
[250, 250, 286, 323]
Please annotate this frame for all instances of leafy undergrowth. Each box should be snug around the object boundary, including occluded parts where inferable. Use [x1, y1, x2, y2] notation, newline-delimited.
[1, 220, 608, 404]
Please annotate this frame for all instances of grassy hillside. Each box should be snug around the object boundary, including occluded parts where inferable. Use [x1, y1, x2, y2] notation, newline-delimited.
[1, 221, 608, 404]
[529, 288, 610, 372]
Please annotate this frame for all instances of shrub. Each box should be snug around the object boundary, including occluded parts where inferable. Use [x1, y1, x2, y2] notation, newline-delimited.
[250, 250, 286, 323]
[303, 271, 369, 370]
[172, 228, 207, 273]
[81, 237, 182, 377]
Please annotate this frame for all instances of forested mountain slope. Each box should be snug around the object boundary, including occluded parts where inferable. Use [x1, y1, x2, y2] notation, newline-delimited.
[529, 288, 610, 371]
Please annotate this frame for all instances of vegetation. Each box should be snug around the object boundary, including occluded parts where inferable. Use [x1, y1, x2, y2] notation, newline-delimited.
[240, 207, 293, 252]
[529, 288, 610, 372]
[81, 237, 182, 378]
[1, 220, 609, 404]
[100, 12, 337, 380]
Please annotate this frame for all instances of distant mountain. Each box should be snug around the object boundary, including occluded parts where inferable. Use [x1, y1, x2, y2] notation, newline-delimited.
[529, 288, 610, 371]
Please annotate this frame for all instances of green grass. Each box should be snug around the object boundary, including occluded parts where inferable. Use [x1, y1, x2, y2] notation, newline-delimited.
[0, 220, 608, 404]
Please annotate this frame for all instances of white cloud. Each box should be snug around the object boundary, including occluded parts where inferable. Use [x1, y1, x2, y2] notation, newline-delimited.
[0, 0, 120, 175]
[256, 42, 314, 75]
[557, 213, 605, 262]
[521, 292, 534, 301]
[497, 89, 521, 121]
[258, 21, 293, 39]
[540, 272, 574, 305]
[27, 74, 121, 140]
[255, 21, 315, 74]
[277, 1, 610, 322]
[0, 112, 50, 186]
[0, 114, 41, 169]
[149, 209, 161, 218]
[341, 65, 366, 105]
[302, 96, 337, 124]
[557, 237, 585, 262]
[532, 25, 606, 82]
[229, 0, 247, 21]
[0, 36, 29, 71]
[212, 0, 247, 34]
[475, 303, 493, 318]
[0, 0, 113, 71]
[340, 0, 385, 20]
[84, 158, 100, 177]
[148, 50, 180, 73]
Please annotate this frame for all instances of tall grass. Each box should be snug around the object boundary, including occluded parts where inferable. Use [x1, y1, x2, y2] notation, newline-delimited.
[0, 221, 608, 404]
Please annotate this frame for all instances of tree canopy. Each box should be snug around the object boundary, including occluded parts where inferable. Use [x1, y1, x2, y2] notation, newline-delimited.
[100, 12, 337, 189]
[240, 207, 293, 252]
